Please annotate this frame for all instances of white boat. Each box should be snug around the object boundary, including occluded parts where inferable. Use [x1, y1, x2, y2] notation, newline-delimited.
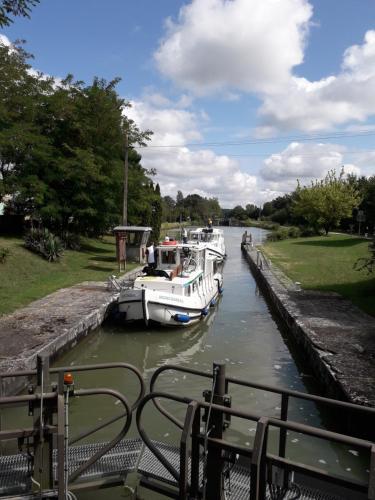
[118, 241, 223, 326]
[188, 227, 226, 262]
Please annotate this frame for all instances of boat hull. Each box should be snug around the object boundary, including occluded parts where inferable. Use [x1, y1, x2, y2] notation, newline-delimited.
[118, 277, 222, 327]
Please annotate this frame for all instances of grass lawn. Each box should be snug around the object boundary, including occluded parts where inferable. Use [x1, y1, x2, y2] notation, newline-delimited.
[262, 234, 375, 317]
[0, 235, 137, 316]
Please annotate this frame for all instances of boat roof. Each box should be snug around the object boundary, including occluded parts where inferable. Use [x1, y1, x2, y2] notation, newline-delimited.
[113, 226, 152, 232]
[190, 227, 223, 233]
[156, 241, 212, 249]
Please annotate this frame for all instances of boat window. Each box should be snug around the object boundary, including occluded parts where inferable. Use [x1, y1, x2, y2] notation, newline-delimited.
[185, 285, 191, 296]
[161, 250, 176, 265]
[192, 282, 196, 292]
[198, 276, 203, 286]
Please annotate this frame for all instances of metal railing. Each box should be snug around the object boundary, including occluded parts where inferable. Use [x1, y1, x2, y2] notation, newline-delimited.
[0, 358, 145, 498]
[1, 359, 374, 499]
[145, 363, 375, 499]
[136, 390, 375, 499]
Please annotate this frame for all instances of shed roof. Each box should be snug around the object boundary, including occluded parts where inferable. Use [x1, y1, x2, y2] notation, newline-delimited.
[113, 226, 152, 232]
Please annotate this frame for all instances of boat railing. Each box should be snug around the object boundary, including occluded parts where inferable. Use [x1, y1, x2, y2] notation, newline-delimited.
[107, 268, 145, 291]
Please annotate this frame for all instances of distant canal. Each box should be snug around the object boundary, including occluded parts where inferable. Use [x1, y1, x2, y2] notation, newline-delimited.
[1, 227, 366, 498]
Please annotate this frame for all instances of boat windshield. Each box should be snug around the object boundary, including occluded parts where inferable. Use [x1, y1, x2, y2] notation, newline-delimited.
[160, 249, 176, 265]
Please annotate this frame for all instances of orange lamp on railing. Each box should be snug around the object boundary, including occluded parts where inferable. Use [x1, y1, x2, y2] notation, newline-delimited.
[63, 372, 74, 385]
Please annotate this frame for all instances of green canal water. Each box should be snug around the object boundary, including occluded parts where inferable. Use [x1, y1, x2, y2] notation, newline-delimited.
[1, 227, 369, 498]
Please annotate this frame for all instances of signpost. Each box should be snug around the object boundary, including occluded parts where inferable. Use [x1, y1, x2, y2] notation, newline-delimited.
[357, 210, 366, 236]
[115, 230, 127, 272]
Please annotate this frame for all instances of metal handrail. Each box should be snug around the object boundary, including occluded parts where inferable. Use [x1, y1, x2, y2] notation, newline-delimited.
[249, 416, 375, 500]
[0, 392, 58, 440]
[136, 391, 375, 498]
[68, 387, 132, 483]
[149, 363, 375, 469]
[136, 391, 193, 483]
[149, 364, 375, 426]
[0, 362, 145, 410]
[0, 386, 133, 488]
[149, 365, 212, 429]
[0, 362, 145, 444]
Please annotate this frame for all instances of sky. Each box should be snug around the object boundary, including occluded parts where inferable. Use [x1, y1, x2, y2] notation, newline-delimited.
[2, 0, 375, 208]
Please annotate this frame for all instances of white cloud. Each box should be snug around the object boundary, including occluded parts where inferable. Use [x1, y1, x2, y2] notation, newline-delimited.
[154, 0, 375, 132]
[155, 0, 312, 96]
[125, 98, 258, 207]
[259, 142, 361, 194]
[258, 30, 375, 132]
[0, 34, 11, 46]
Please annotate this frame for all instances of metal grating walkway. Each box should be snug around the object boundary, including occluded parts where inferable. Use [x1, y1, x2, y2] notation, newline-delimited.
[138, 441, 346, 500]
[0, 439, 360, 499]
[0, 438, 143, 496]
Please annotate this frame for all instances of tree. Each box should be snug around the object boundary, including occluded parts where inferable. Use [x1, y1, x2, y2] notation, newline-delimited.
[262, 202, 273, 217]
[346, 174, 375, 234]
[0, 40, 53, 202]
[182, 193, 221, 223]
[0, 41, 155, 236]
[292, 169, 361, 235]
[176, 190, 184, 207]
[230, 205, 247, 221]
[245, 204, 258, 219]
[161, 195, 176, 222]
[0, 0, 39, 27]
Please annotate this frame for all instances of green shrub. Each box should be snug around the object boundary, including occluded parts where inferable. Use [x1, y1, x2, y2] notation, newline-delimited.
[299, 226, 321, 237]
[246, 220, 280, 231]
[24, 228, 64, 261]
[354, 237, 375, 274]
[62, 232, 81, 250]
[288, 226, 302, 238]
[266, 226, 302, 242]
[0, 247, 10, 263]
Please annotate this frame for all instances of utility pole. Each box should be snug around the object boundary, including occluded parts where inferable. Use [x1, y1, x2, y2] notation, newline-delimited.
[122, 126, 129, 226]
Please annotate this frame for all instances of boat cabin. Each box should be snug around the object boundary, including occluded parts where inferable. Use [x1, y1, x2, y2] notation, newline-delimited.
[189, 227, 221, 244]
[137, 244, 214, 297]
[156, 243, 205, 274]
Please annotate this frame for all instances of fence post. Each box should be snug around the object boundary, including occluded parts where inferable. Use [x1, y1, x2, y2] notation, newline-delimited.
[205, 362, 226, 500]
[33, 355, 54, 492]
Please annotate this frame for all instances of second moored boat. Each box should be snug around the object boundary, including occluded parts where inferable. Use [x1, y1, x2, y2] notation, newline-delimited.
[188, 227, 226, 262]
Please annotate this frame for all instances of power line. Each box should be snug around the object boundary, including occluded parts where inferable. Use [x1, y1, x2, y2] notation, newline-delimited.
[136, 129, 375, 149]
[137, 147, 375, 159]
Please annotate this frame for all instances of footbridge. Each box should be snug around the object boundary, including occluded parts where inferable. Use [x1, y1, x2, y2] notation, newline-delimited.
[0, 357, 374, 499]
